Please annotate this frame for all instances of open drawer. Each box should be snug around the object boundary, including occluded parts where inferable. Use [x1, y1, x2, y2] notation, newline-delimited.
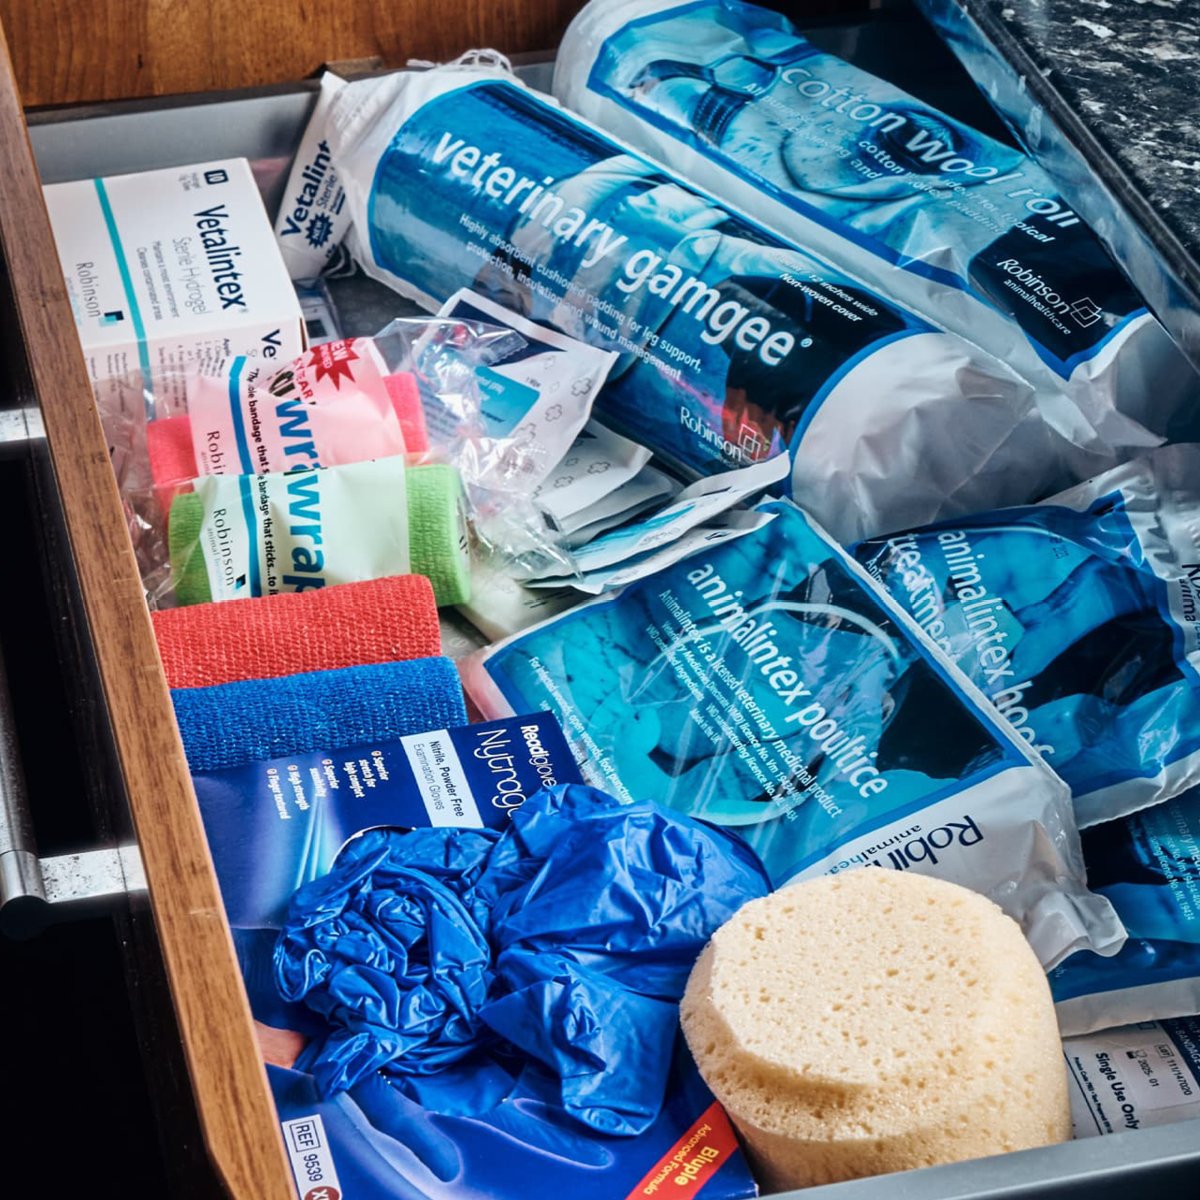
[2, 2, 1200, 1197]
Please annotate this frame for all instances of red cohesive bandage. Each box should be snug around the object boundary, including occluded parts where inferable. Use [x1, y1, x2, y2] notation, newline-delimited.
[151, 573, 442, 689]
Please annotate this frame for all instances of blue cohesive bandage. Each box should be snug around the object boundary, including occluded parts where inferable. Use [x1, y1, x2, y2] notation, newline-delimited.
[171, 658, 468, 772]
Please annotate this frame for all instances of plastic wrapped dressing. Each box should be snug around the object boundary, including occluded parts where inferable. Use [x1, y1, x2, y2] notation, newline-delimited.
[324, 63, 1100, 543]
[554, 0, 1200, 451]
[436, 289, 618, 489]
[274, 72, 350, 279]
[1052, 787, 1200, 1036]
[462, 498, 1125, 971]
[853, 445, 1200, 830]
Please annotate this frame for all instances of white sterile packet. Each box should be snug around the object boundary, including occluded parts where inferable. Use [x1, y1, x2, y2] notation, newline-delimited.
[530, 508, 774, 594]
[559, 465, 678, 545]
[437, 289, 618, 489]
[533, 421, 653, 527]
[526, 452, 788, 585]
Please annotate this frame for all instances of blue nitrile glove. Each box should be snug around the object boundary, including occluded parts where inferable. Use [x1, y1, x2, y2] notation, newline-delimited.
[474, 785, 771, 1133]
[275, 827, 498, 1095]
[274, 784, 771, 1136]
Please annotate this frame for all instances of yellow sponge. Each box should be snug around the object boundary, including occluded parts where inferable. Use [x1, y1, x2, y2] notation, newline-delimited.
[681, 870, 1070, 1191]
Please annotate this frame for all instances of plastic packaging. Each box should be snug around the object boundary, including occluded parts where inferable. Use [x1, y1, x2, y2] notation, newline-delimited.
[274, 72, 351, 279]
[273, 784, 771, 1134]
[194, 701, 758, 1199]
[531, 507, 774, 595]
[462, 498, 1124, 970]
[437, 289, 618, 488]
[554, 0, 1199, 451]
[120, 317, 593, 609]
[456, 550, 579, 641]
[558, 465, 677, 545]
[1052, 787, 1200, 1036]
[194, 714, 583, 926]
[853, 445, 1200, 829]
[325, 63, 1089, 543]
[1063, 1018, 1200, 1138]
[523, 452, 785, 586]
[167, 337, 412, 482]
[163, 456, 469, 608]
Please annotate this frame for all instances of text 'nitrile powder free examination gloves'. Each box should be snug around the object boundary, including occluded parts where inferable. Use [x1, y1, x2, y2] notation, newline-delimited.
[325, 64, 1105, 544]
[554, 0, 1200, 453]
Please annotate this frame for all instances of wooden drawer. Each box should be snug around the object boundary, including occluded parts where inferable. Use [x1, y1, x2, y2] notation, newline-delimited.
[0, 4, 1197, 1199]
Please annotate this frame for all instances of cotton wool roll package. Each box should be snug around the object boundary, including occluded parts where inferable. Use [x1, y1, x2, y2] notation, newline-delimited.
[555, 0, 1200, 452]
[324, 63, 1097, 544]
[854, 444, 1200, 830]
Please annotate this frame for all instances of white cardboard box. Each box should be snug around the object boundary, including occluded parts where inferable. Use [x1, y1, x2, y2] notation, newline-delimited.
[44, 157, 305, 421]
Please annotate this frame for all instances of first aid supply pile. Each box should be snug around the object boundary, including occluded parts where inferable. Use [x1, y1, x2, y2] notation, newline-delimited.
[45, 2, 1200, 1195]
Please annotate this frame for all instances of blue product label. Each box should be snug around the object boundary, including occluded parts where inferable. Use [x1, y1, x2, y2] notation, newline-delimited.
[365, 78, 928, 480]
[267, 1043, 756, 1200]
[194, 713, 581, 928]
[475, 364, 542, 436]
[854, 492, 1200, 802]
[484, 499, 1026, 885]
[1052, 789, 1200, 1004]
[586, 0, 1145, 377]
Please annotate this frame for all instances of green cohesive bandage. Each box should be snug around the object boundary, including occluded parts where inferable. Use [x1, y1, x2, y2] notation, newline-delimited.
[168, 458, 470, 607]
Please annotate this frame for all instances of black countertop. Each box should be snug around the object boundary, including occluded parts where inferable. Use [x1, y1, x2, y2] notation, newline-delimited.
[918, 0, 1200, 365]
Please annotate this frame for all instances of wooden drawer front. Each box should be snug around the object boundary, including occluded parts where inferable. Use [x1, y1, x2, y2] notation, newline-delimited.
[0, 22, 293, 1200]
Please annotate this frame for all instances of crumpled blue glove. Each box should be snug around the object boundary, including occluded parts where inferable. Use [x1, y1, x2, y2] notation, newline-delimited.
[275, 827, 498, 1095]
[274, 784, 770, 1135]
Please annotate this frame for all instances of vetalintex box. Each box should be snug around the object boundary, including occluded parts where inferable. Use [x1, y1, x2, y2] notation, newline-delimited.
[44, 157, 305, 420]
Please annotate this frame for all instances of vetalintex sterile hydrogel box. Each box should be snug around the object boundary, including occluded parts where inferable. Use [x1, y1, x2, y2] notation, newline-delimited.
[44, 157, 305, 422]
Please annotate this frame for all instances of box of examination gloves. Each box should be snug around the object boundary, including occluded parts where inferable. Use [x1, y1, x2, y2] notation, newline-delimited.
[193, 712, 759, 1200]
[44, 157, 304, 417]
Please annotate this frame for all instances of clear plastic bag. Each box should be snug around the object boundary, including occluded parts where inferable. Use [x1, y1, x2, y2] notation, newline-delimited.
[106, 316, 581, 609]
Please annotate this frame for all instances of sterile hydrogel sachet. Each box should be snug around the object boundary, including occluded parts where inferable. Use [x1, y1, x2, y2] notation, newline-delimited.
[325, 63, 1089, 543]
[554, 0, 1200, 452]
[853, 444, 1200, 829]
[462, 497, 1124, 971]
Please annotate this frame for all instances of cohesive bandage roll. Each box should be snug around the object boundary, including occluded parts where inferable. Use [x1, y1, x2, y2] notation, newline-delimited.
[171, 657, 469, 771]
[407, 464, 471, 606]
[147, 414, 199, 502]
[168, 492, 212, 607]
[167, 459, 468, 608]
[681, 870, 1071, 1190]
[385, 370, 429, 455]
[166, 458, 470, 608]
[152, 574, 442, 689]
